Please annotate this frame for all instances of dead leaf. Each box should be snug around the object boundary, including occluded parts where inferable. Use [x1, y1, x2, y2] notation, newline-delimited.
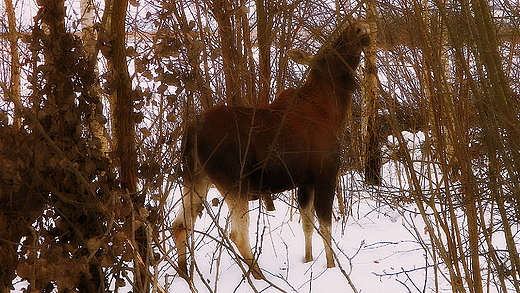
[86, 237, 103, 251]
[141, 128, 151, 137]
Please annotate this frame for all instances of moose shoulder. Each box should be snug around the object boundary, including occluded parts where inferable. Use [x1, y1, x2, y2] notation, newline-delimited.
[173, 21, 371, 280]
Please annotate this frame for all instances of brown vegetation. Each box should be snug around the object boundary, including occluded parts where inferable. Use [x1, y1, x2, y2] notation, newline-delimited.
[0, 0, 519, 292]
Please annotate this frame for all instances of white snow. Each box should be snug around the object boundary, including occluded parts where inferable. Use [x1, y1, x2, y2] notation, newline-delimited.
[166, 186, 450, 293]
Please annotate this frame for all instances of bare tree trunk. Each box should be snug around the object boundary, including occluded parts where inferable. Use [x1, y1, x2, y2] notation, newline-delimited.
[110, 0, 137, 195]
[361, 0, 381, 185]
[240, 7, 256, 106]
[213, 0, 243, 106]
[0, 13, 26, 292]
[5, 0, 21, 132]
[104, 0, 148, 291]
[81, 0, 111, 153]
[256, 0, 271, 107]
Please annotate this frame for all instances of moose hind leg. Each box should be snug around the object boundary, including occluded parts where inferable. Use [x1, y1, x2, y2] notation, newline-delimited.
[298, 186, 315, 263]
[225, 195, 264, 279]
[172, 175, 211, 276]
[319, 220, 334, 268]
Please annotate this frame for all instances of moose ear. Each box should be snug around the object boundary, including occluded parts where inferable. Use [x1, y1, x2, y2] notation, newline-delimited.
[288, 49, 314, 66]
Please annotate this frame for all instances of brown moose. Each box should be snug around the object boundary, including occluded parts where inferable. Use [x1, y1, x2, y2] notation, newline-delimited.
[173, 20, 371, 279]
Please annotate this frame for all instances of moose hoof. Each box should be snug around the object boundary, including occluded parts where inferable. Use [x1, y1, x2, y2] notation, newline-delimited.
[177, 263, 189, 278]
[245, 261, 264, 280]
[251, 268, 264, 280]
[303, 255, 313, 263]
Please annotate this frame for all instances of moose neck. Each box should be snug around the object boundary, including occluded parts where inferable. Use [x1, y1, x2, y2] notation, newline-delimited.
[271, 21, 370, 129]
[298, 52, 362, 128]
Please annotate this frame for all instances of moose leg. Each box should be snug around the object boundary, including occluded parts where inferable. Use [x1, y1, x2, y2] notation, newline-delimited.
[225, 195, 264, 279]
[172, 174, 211, 276]
[319, 220, 334, 268]
[261, 193, 276, 211]
[314, 183, 335, 268]
[298, 186, 315, 263]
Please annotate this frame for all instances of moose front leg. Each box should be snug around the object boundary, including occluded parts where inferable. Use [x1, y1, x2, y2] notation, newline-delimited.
[225, 194, 264, 279]
[314, 182, 336, 268]
[298, 186, 315, 263]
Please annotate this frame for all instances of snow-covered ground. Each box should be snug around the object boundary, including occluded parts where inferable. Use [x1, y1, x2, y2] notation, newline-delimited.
[167, 186, 449, 293]
[12, 186, 442, 293]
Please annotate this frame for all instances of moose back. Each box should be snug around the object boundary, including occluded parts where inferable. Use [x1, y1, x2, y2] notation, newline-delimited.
[173, 21, 371, 279]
